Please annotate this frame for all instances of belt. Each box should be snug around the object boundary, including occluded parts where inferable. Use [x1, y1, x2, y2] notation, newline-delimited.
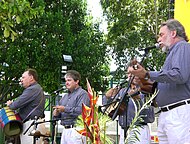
[140, 122, 147, 125]
[64, 125, 74, 129]
[135, 122, 147, 126]
[161, 99, 190, 112]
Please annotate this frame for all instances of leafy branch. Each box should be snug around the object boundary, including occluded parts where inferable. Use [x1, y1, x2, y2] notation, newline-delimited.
[126, 90, 159, 144]
[0, 0, 45, 41]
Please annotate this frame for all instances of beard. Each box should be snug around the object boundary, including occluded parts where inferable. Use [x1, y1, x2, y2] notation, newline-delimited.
[161, 34, 172, 53]
[161, 46, 169, 53]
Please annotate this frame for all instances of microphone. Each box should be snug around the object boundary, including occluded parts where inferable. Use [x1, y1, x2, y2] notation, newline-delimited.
[53, 86, 66, 94]
[9, 82, 21, 85]
[139, 43, 160, 51]
[9, 78, 21, 85]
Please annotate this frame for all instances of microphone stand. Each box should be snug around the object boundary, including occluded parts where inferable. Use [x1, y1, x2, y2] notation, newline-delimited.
[112, 48, 151, 141]
[51, 117, 57, 144]
[33, 116, 38, 144]
[0, 84, 12, 104]
[23, 121, 35, 135]
[44, 88, 66, 144]
[25, 118, 72, 144]
[99, 81, 127, 116]
[111, 77, 132, 120]
[44, 86, 66, 110]
[23, 87, 66, 144]
[23, 116, 39, 144]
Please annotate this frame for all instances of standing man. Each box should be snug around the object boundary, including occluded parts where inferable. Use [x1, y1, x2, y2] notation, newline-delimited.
[53, 70, 90, 144]
[105, 67, 155, 144]
[128, 19, 190, 144]
[6, 68, 46, 144]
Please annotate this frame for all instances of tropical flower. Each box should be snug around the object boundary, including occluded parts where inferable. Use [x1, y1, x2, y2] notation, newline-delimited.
[76, 79, 113, 144]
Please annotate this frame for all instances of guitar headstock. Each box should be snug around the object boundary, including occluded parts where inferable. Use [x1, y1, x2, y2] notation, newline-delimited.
[130, 59, 138, 70]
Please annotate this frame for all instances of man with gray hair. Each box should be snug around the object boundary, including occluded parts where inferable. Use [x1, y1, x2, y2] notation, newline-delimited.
[128, 19, 190, 144]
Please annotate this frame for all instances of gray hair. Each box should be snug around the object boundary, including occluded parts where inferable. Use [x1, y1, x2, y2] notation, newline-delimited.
[161, 19, 189, 42]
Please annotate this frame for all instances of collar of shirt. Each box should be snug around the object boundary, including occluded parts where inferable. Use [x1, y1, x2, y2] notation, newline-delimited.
[68, 86, 81, 93]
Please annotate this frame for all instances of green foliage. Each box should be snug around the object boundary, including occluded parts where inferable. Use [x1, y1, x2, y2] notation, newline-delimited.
[126, 90, 158, 143]
[100, 0, 174, 78]
[0, 0, 45, 41]
[0, 0, 110, 103]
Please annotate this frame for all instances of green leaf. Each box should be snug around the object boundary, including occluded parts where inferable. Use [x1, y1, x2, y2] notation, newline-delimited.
[11, 33, 15, 42]
[16, 16, 21, 24]
[4, 28, 10, 38]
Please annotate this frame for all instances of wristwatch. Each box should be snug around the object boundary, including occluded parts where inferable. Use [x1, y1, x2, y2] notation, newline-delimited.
[144, 71, 150, 80]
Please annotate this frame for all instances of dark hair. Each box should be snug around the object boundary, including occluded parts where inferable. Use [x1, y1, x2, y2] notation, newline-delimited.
[65, 70, 81, 81]
[27, 68, 38, 81]
[161, 19, 189, 42]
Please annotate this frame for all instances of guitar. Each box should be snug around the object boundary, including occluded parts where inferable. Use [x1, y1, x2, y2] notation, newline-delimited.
[102, 84, 141, 120]
[130, 59, 157, 94]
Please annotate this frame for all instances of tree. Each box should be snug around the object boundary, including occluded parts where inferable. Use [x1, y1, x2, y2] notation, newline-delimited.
[0, 0, 45, 41]
[0, 0, 110, 103]
[100, 0, 174, 79]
